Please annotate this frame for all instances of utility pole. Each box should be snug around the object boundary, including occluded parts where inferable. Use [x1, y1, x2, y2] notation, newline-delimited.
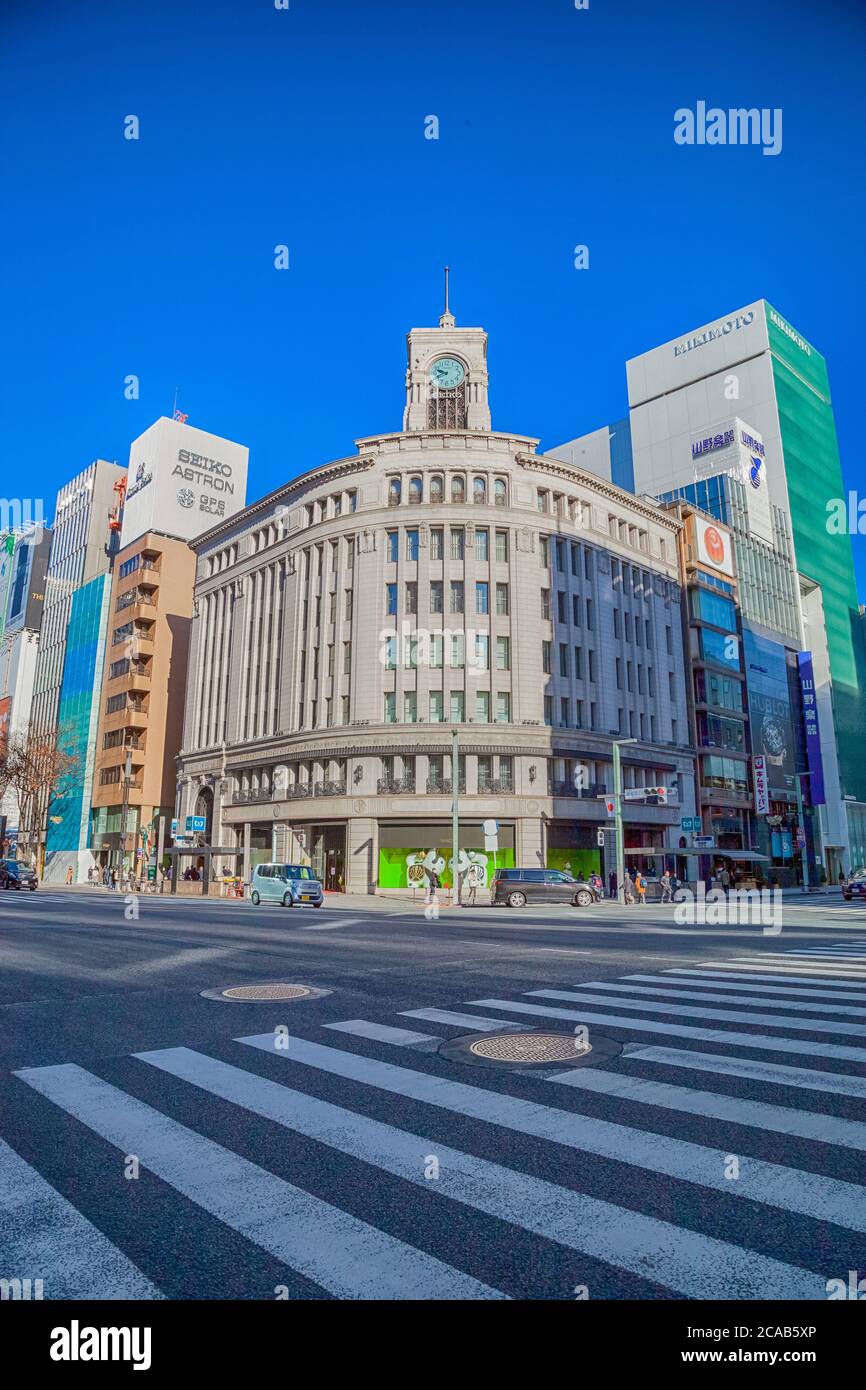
[794, 771, 812, 894]
[613, 738, 637, 903]
[451, 725, 460, 907]
[120, 749, 132, 882]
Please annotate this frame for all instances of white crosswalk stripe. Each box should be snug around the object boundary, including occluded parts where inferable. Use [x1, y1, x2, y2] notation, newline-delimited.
[5, 938, 866, 1301]
[666, 966, 866, 990]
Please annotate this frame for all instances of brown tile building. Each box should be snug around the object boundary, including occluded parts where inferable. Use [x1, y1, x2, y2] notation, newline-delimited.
[90, 532, 194, 876]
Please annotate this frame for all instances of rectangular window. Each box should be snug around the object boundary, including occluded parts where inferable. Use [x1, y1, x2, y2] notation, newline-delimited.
[557, 591, 566, 623]
[475, 691, 490, 723]
[613, 609, 620, 638]
[384, 692, 396, 723]
[326, 698, 333, 726]
[495, 530, 508, 563]
[560, 697, 570, 727]
[450, 528, 465, 560]
[574, 646, 583, 679]
[384, 635, 397, 669]
[542, 640, 551, 674]
[105, 693, 126, 715]
[539, 536, 550, 568]
[624, 612, 632, 641]
[588, 650, 596, 682]
[559, 644, 569, 677]
[429, 690, 444, 722]
[475, 581, 489, 614]
[429, 634, 443, 668]
[498, 755, 513, 789]
[496, 692, 511, 723]
[404, 635, 419, 669]
[342, 695, 350, 723]
[450, 633, 465, 668]
[119, 555, 140, 580]
[495, 636, 510, 670]
[404, 692, 417, 723]
[477, 755, 493, 790]
[586, 598, 593, 630]
[430, 528, 444, 560]
[405, 581, 417, 614]
[475, 634, 489, 669]
[449, 581, 464, 613]
[345, 589, 353, 620]
[450, 690, 465, 722]
[555, 538, 565, 572]
[327, 645, 335, 677]
[430, 580, 443, 613]
[475, 528, 489, 561]
[541, 589, 551, 620]
[387, 532, 398, 563]
[544, 695, 553, 725]
[109, 658, 130, 679]
[584, 548, 592, 580]
[406, 529, 419, 562]
[616, 657, 623, 689]
[386, 582, 397, 615]
[572, 594, 581, 626]
[496, 583, 509, 615]
[343, 642, 352, 674]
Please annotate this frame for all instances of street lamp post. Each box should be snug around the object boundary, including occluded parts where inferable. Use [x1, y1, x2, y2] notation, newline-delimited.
[451, 725, 460, 907]
[612, 738, 637, 903]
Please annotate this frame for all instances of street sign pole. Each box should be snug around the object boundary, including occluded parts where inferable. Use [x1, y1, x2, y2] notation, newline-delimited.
[613, 738, 637, 903]
[451, 726, 460, 907]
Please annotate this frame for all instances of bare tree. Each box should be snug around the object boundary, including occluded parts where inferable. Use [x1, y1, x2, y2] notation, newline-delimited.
[7, 724, 80, 867]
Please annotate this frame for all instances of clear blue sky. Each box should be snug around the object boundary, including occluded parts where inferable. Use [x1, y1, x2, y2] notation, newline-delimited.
[3, 0, 864, 594]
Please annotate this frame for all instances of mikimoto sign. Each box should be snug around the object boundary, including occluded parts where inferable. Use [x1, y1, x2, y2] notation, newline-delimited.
[120, 417, 249, 548]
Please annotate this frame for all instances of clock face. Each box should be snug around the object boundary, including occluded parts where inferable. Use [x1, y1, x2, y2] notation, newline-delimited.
[429, 357, 465, 389]
[761, 715, 786, 758]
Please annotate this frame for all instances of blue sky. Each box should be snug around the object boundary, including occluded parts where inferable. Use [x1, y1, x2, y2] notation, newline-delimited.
[3, 0, 865, 594]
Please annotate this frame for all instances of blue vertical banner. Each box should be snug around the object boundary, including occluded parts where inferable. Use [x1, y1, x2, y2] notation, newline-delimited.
[797, 651, 826, 805]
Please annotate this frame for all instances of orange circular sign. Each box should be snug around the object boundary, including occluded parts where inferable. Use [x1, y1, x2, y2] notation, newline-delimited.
[703, 525, 725, 567]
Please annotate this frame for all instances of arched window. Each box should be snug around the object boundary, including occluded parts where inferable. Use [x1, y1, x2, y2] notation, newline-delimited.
[473, 476, 487, 504]
[429, 475, 444, 503]
[493, 478, 507, 507]
[388, 478, 402, 507]
[408, 476, 422, 505]
[451, 475, 465, 504]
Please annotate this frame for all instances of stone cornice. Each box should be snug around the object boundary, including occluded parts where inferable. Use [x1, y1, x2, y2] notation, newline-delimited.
[515, 453, 683, 532]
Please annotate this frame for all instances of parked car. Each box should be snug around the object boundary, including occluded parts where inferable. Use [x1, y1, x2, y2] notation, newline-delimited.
[250, 862, 324, 908]
[842, 871, 866, 902]
[0, 859, 38, 891]
[491, 868, 601, 908]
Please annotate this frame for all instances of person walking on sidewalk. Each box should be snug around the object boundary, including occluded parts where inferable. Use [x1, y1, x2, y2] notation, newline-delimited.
[660, 869, 674, 904]
[623, 872, 635, 905]
[634, 868, 647, 906]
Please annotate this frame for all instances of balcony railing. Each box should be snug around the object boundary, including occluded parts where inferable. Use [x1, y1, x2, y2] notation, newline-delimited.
[547, 781, 608, 799]
[476, 778, 515, 794]
[425, 778, 466, 795]
[377, 777, 416, 794]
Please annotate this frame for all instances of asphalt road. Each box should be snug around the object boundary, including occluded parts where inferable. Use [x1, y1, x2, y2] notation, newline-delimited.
[2, 887, 866, 1301]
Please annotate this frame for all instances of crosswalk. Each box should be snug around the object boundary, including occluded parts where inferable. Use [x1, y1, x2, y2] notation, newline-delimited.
[3, 937, 866, 1300]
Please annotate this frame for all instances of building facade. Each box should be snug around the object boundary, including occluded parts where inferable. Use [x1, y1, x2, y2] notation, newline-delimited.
[89, 533, 195, 879]
[0, 523, 51, 846]
[177, 307, 697, 893]
[549, 300, 865, 875]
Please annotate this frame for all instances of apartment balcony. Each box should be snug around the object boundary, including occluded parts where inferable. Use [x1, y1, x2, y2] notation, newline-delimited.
[425, 778, 467, 795]
[377, 777, 417, 794]
[476, 778, 515, 795]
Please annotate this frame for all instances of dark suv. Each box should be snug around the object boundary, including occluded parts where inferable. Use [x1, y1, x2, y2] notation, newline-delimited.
[0, 859, 38, 891]
[491, 868, 601, 908]
[842, 871, 866, 903]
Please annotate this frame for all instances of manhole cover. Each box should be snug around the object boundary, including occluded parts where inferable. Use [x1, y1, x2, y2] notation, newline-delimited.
[221, 984, 312, 1001]
[469, 1032, 590, 1064]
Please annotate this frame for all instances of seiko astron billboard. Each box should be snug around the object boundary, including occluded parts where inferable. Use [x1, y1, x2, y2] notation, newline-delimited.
[120, 417, 249, 549]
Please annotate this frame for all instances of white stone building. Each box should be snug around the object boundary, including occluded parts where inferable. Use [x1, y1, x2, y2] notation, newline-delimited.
[176, 303, 696, 892]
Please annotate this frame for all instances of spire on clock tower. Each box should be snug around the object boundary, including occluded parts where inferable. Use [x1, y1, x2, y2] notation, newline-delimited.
[403, 270, 491, 432]
[439, 265, 455, 329]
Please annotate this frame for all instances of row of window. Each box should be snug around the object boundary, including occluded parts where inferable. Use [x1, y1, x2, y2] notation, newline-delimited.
[387, 475, 508, 507]
[539, 696, 679, 742]
[383, 690, 512, 724]
[383, 633, 511, 670]
[386, 580, 509, 617]
[542, 641, 597, 682]
[386, 526, 509, 564]
[541, 590, 595, 629]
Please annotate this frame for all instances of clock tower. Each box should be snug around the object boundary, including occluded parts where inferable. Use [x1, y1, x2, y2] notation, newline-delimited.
[403, 268, 491, 433]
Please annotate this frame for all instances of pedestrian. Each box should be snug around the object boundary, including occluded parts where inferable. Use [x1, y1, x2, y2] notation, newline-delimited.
[608, 871, 617, 899]
[720, 866, 732, 898]
[660, 869, 673, 904]
[424, 864, 440, 906]
[623, 872, 635, 905]
[65, 865, 74, 886]
[634, 869, 647, 906]
[111, 865, 119, 891]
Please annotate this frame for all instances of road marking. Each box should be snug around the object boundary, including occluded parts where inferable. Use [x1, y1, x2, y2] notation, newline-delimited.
[665, 967, 866, 991]
[462, 998, 866, 1063]
[644, 970, 866, 1001]
[620, 1046, 866, 1101]
[556, 980, 866, 1018]
[237, 1032, 866, 1234]
[13, 1062, 502, 1301]
[526, 988, 866, 1038]
[134, 1045, 825, 1300]
[0, 1136, 162, 1300]
[324, 1020, 440, 1046]
[544, 1066, 866, 1150]
[400, 1007, 533, 1032]
[688, 960, 866, 980]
